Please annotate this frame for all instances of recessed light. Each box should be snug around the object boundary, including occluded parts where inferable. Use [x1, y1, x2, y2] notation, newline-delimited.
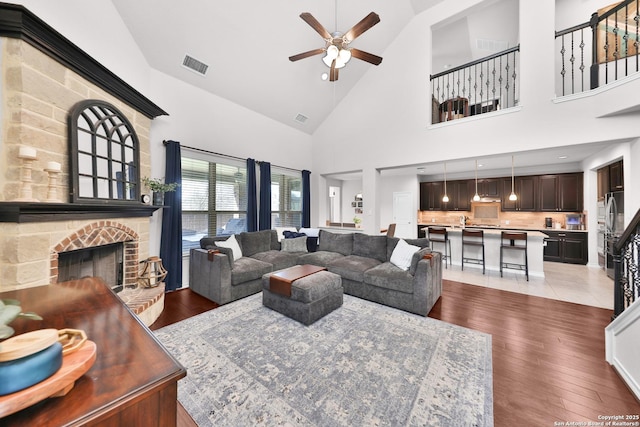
[558, 155, 568, 159]
[478, 163, 484, 167]
[321, 73, 328, 81]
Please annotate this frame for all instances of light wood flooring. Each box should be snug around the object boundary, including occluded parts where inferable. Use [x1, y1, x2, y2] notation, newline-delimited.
[151, 279, 640, 426]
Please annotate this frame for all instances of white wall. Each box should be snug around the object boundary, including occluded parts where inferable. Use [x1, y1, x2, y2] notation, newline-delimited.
[13, 0, 152, 97]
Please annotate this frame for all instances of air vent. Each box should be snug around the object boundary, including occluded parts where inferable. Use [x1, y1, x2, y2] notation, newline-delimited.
[182, 54, 209, 75]
[476, 38, 509, 52]
[294, 113, 308, 124]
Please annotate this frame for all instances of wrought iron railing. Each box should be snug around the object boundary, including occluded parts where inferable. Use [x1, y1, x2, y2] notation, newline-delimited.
[556, 0, 639, 96]
[430, 46, 520, 124]
[613, 207, 640, 318]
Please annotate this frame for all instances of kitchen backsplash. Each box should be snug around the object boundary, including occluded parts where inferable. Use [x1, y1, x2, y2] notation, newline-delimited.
[418, 210, 586, 230]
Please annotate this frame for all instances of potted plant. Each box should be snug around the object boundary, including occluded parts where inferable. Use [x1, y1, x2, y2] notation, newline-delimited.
[353, 216, 362, 228]
[142, 177, 179, 206]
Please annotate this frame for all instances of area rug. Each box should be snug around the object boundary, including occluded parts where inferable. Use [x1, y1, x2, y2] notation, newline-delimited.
[154, 293, 493, 426]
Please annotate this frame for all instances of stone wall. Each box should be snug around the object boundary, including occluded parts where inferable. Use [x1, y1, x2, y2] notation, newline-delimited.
[0, 38, 153, 291]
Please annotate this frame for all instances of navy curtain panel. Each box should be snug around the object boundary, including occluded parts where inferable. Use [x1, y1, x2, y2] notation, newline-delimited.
[246, 158, 258, 232]
[302, 169, 311, 228]
[259, 161, 272, 230]
[160, 140, 182, 291]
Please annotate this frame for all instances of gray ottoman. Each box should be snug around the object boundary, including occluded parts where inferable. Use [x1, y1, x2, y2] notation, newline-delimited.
[262, 267, 343, 325]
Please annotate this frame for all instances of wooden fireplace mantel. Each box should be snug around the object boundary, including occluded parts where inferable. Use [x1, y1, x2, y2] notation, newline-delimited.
[0, 277, 186, 426]
[0, 202, 162, 223]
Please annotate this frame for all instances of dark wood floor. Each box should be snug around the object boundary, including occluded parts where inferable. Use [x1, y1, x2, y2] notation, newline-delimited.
[150, 280, 640, 427]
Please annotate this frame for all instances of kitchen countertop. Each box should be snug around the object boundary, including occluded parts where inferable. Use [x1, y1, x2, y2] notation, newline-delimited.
[418, 223, 588, 233]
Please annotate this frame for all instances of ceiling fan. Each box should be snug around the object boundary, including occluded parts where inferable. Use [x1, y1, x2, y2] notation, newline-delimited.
[289, 12, 383, 82]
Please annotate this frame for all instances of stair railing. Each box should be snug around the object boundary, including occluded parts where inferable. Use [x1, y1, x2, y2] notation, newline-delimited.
[613, 207, 640, 319]
[556, 0, 639, 96]
[430, 46, 520, 124]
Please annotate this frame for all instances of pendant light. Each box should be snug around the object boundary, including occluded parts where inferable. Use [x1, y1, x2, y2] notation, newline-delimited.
[509, 155, 518, 201]
[442, 162, 449, 203]
[473, 160, 481, 201]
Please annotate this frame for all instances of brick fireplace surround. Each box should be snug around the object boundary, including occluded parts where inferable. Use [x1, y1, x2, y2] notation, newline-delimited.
[0, 8, 167, 324]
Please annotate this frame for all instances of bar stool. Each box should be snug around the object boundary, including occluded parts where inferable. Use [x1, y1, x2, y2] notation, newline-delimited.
[461, 229, 485, 274]
[500, 231, 529, 281]
[428, 226, 451, 268]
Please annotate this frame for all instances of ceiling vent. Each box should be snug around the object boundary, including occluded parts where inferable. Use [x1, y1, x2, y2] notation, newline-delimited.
[294, 113, 308, 124]
[182, 54, 209, 76]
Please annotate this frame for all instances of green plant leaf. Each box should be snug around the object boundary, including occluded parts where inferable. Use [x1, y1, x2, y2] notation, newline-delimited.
[19, 312, 43, 321]
[0, 305, 21, 325]
[0, 324, 15, 340]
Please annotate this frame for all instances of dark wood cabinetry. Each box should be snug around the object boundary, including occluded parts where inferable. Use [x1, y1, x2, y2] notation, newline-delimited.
[539, 173, 583, 212]
[477, 178, 500, 198]
[543, 231, 588, 264]
[502, 176, 537, 211]
[443, 180, 472, 211]
[419, 181, 444, 211]
[597, 160, 623, 200]
[609, 160, 624, 191]
[419, 173, 583, 213]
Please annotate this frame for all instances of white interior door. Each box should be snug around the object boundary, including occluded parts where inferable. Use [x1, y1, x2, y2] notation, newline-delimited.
[393, 191, 414, 238]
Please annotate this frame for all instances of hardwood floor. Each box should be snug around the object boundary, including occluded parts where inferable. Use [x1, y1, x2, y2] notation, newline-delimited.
[150, 282, 640, 427]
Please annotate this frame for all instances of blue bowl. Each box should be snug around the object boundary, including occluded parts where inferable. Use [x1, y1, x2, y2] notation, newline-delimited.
[0, 342, 63, 395]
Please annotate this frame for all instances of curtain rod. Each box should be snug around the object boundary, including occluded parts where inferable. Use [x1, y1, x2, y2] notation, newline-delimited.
[164, 141, 302, 173]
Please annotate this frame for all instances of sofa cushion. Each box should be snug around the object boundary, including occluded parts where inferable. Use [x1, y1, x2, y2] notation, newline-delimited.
[327, 255, 381, 283]
[318, 230, 353, 256]
[409, 247, 432, 276]
[216, 234, 243, 262]
[390, 239, 421, 271]
[297, 251, 344, 267]
[386, 237, 430, 261]
[281, 236, 308, 253]
[231, 257, 273, 285]
[353, 233, 387, 263]
[363, 262, 414, 294]
[252, 250, 301, 271]
[239, 230, 273, 257]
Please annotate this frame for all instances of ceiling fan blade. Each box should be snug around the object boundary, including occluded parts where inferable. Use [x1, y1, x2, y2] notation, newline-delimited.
[343, 12, 380, 42]
[329, 59, 339, 81]
[300, 12, 331, 40]
[289, 48, 325, 62]
[350, 48, 383, 65]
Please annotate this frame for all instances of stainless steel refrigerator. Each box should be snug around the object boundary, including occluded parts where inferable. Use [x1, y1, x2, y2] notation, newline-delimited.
[605, 190, 624, 279]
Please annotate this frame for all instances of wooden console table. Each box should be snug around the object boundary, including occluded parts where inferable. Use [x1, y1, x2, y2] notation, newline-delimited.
[0, 278, 186, 426]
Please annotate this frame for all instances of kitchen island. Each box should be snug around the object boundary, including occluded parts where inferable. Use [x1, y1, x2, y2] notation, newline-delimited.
[420, 225, 549, 278]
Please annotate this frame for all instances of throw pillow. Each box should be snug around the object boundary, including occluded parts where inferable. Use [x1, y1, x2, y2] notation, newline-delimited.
[283, 230, 306, 239]
[216, 234, 243, 261]
[281, 236, 308, 253]
[390, 239, 420, 271]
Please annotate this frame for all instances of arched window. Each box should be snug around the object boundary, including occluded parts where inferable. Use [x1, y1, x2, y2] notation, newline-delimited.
[69, 100, 140, 203]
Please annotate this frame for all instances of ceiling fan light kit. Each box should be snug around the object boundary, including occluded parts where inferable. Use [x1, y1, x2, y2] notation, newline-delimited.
[289, 11, 383, 82]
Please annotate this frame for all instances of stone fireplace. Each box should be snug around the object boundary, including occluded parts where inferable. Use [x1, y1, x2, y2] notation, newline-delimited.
[0, 2, 167, 320]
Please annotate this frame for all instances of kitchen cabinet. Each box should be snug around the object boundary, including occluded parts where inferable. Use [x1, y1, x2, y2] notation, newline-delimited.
[419, 181, 444, 211]
[609, 160, 624, 191]
[477, 178, 500, 198]
[501, 176, 537, 211]
[597, 166, 609, 201]
[543, 231, 588, 264]
[443, 180, 472, 211]
[539, 173, 583, 212]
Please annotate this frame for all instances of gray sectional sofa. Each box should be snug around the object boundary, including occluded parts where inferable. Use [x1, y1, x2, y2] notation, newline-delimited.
[189, 229, 442, 316]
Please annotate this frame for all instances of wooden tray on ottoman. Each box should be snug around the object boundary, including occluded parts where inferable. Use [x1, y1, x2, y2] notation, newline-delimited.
[269, 265, 326, 297]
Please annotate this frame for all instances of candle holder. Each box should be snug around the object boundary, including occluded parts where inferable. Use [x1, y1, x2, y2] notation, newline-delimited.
[15, 147, 38, 202]
[45, 165, 62, 203]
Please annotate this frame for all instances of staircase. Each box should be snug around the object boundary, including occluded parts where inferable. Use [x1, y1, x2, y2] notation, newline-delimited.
[605, 207, 640, 400]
